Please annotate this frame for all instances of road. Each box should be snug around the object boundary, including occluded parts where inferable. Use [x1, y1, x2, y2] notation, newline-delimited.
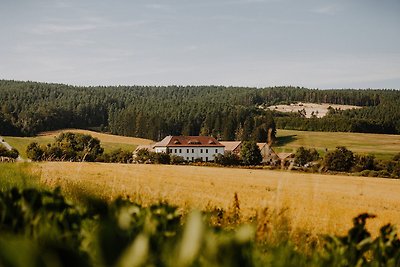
[0, 135, 24, 162]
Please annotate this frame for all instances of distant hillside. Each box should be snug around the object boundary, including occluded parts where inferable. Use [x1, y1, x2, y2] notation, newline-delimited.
[4, 129, 154, 159]
[0, 80, 399, 140]
[40, 129, 154, 145]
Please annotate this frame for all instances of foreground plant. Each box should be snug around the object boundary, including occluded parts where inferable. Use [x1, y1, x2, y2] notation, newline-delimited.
[1, 187, 400, 267]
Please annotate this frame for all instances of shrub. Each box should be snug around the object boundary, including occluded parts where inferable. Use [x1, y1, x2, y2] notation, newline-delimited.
[105, 149, 133, 163]
[152, 152, 171, 164]
[0, 146, 19, 159]
[324, 146, 355, 172]
[26, 142, 45, 161]
[294, 147, 319, 166]
[215, 151, 241, 166]
[353, 154, 376, 172]
[134, 148, 152, 163]
[170, 154, 185, 165]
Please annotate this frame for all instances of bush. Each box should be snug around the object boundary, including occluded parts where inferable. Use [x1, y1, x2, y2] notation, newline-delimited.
[0, 146, 19, 159]
[215, 151, 241, 166]
[105, 149, 133, 163]
[152, 152, 171, 164]
[26, 142, 45, 161]
[294, 147, 319, 166]
[170, 154, 185, 165]
[353, 154, 376, 172]
[134, 148, 152, 163]
[324, 146, 355, 172]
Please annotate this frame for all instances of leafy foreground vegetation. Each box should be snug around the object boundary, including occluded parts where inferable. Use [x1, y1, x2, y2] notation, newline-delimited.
[1, 164, 400, 266]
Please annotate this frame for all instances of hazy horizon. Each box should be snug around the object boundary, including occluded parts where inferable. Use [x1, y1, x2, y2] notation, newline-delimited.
[1, 0, 399, 89]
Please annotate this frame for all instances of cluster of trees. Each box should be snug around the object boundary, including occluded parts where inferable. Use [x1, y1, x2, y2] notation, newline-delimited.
[293, 146, 400, 178]
[0, 145, 19, 159]
[1, 80, 399, 141]
[26, 132, 133, 163]
[27, 132, 104, 162]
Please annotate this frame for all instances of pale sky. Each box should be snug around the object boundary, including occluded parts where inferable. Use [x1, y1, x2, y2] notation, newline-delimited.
[1, 0, 399, 88]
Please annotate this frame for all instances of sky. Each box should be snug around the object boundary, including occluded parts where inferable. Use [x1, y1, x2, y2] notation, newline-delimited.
[0, 0, 399, 89]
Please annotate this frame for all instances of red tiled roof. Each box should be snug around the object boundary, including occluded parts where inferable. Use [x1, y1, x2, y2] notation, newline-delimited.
[153, 136, 224, 147]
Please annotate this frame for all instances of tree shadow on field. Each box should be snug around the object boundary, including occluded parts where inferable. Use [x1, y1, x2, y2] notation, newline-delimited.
[275, 135, 297, 146]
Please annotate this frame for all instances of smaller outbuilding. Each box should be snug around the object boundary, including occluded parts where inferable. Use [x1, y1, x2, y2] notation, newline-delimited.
[219, 141, 242, 155]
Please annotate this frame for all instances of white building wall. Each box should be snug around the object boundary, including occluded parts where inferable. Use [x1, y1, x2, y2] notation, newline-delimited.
[154, 147, 168, 153]
[154, 146, 224, 161]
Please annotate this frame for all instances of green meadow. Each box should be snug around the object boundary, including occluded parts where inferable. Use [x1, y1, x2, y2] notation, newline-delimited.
[275, 129, 400, 160]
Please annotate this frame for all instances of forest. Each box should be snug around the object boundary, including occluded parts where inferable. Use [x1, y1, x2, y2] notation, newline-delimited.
[0, 80, 399, 141]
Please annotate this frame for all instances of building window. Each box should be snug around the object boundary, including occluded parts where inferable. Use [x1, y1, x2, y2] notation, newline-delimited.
[179, 149, 182, 153]
[206, 157, 208, 162]
[206, 149, 208, 153]
[200, 149, 203, 153]
[192, 157, 194, 161]
[215, 149, 218, 153]
[192, 149, 194, 153]
[174, 149, 177, 153]
[201, 157, 203, 161]
[187, 149, 189, 153]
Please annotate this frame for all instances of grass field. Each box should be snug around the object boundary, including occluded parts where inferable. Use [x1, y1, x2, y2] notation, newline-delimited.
[4, 129, 154, 158]
[275, 129, 400, 160]
[37, 162, 400, 237]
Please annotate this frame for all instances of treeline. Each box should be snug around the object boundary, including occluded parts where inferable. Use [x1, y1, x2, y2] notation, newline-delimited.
[0, 80, 399, 140]
[276, 117, 397, 134]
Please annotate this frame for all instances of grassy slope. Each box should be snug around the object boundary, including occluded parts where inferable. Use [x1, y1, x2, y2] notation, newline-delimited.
[275, 129, 400, 160]
[0, 163, 40, 190]
[4, 129, 154, 158]
[39, 162, 400, 237]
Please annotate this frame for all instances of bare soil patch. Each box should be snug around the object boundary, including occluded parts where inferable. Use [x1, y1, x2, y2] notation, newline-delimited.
[267, 102, 361, 118]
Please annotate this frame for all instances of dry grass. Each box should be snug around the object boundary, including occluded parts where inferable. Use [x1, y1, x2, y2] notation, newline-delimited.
[37, 162, 400, 237]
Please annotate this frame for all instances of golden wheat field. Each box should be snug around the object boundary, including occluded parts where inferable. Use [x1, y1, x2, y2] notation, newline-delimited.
[37, 162, 400, 237]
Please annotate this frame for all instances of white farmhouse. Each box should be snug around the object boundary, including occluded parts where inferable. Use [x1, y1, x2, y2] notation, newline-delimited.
[153, 136, 224, 162]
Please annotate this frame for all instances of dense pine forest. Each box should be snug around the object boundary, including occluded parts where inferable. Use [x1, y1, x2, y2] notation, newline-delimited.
[0, 80, 399, 141]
